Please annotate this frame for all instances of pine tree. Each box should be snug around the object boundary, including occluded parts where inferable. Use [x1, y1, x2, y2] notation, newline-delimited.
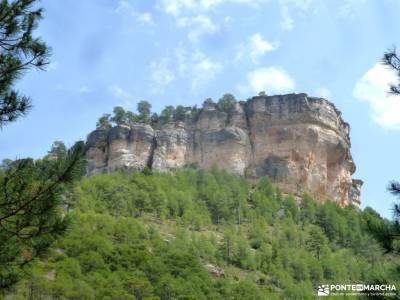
[0, 1, 86, 288]
[110, 106, 126, 125]
[0, 141, 86, 288]
[306, 225, 328, 260]
[126, 111, 138, 125]
[0, 0, 50, 127]
[375, 48, 400, 253]
[137, 100, 151, 123]
[173, 105, 187, 121]
[217, 93, 236, 114]
[160, 105, 174, 123]
[96, 114, 111, 129]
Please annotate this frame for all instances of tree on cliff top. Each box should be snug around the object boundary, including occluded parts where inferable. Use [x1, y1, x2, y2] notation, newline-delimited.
[110, 106, 126, 125]
[96, 113, 111, 129]
[173, 105, 188, 121]
[137, 100, 151, 123]
[0, 1, 86, 289]
[0, 0, 50, 127]
[160, 105, 174, 123]
[217, 93, 236, 114]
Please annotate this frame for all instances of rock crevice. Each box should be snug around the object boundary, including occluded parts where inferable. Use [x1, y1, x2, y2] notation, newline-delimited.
[86, 93, 362, 206]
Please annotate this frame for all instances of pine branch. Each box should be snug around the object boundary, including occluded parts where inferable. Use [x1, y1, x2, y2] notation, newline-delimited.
[388, 181, 400, 197]
[382, 47, 400, 95]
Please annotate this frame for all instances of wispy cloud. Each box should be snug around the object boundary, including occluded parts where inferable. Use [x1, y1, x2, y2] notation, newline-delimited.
[191, 57, 223, 89]
[160, 0, 194, 16]
[137, 12, 155, 25]
[109, 85, 131, 99]
[314, 87, 332, 99]
[238, 66, 295, 95]
[149, 58, 176, 94]
[148, 46, 223, 92]
[279, 0, 314, 31]
[160, 0, 270, 17]
[280, 4, 294, 31]
[115, 0, 155, 25]
[337, 0, 366, 19]
[78, 86, 92, 94]
[47, 61, 59, 71]
[353, 63, 400, 130]
[236, 33, 279, 63]
[177, 15, 219, 43]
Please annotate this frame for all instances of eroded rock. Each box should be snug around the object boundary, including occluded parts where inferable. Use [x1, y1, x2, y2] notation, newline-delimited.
[85, 93, 362, 206]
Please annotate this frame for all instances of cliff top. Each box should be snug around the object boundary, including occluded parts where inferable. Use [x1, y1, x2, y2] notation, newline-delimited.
[86, 92, 361, 207]
[93, 93, 350, 142]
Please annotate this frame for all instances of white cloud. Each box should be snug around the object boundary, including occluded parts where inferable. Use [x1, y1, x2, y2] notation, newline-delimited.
[115, 0, 130, 13]
[137, 12, 155, 25]
[279, 0, 314, 31]
[199, 0, 266, 9]
[314, 87, 332, 99]
[160, 0, 270, 16]
[353, 63, 400, 130]
[236, 33, 279, 63]
[192, 57, 223, 88]
[161, 0, 195, 16]
[177, 15, 219, 43]
[149, 43, 224, 94]
[109, 85, 131, 99]
[175, 44, 188, 75]
[149, 58, 176, 94]
[280, 5, 294, 31]
[148, 46, 223, 92]
[115, 1, 154, 25]
[199, 0, 224, 9]
[223, 16, 233, 23]
[108, 85, 133, 106]
[337, 0, 366, 19]
[245, 67, 295, 94]
[78, 86, 92, 94]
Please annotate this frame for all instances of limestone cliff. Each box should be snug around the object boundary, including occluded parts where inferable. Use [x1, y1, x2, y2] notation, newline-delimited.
[86, 93, 362, 206]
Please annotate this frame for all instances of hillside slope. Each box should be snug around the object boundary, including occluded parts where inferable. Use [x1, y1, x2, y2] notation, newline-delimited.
[8, 169, 399, 299]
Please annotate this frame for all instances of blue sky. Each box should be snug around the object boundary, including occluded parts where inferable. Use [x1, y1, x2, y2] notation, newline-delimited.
[1, 0, 400, 218]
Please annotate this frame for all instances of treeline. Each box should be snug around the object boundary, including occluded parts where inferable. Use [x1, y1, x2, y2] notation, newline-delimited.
[96, 93, 239, 129]
[8, 169, 399, 299]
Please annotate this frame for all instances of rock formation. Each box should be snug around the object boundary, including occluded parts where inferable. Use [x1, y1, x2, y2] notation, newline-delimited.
[86, 93, 362, 206]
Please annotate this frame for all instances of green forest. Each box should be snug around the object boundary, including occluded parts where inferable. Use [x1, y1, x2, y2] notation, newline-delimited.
[1, 0, 400, 299]
[3, 168, 399, 299]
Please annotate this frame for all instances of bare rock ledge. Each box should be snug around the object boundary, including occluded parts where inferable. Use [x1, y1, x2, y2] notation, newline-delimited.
[85, 93, 363, 206]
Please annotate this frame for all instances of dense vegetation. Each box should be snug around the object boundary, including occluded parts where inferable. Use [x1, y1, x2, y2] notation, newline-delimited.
[96, 93, 240, 130]
[0, 1, 398, 298]
[4, 168, 399, 299]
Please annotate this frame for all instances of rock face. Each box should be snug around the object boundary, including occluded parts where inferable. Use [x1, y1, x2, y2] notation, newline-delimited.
[86, 93, 362, 206]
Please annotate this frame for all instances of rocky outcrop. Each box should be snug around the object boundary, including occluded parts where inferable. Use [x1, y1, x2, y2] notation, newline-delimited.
[85, 93, 362, 206]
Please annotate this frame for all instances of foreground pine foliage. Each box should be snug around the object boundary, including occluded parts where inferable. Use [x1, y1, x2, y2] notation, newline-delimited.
[7, 169, 400, 299]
